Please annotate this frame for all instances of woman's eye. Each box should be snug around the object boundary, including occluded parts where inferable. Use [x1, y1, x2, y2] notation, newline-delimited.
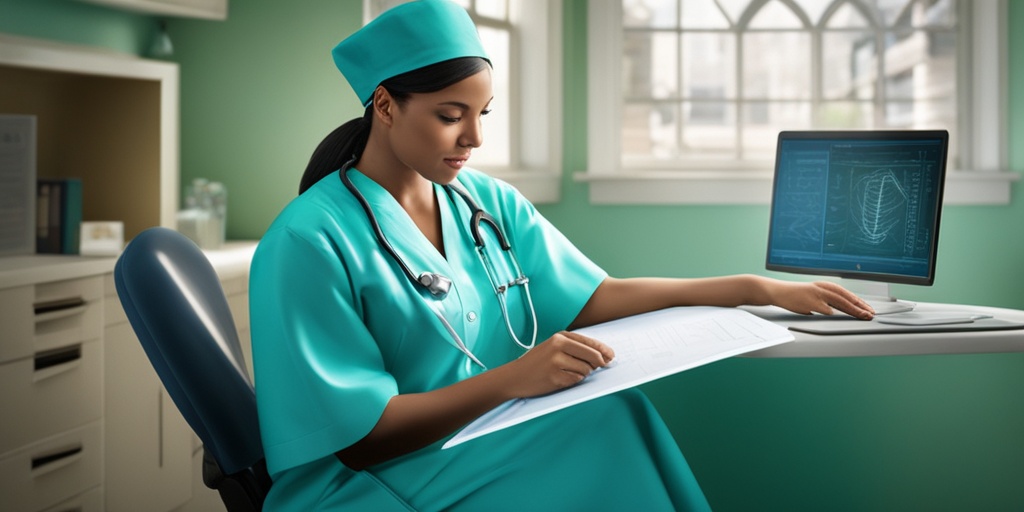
[481, 109, 492, 116]
[439, 115, 460, 124]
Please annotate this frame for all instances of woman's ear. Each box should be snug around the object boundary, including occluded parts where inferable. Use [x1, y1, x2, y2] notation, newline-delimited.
[372, 86, 394, 127]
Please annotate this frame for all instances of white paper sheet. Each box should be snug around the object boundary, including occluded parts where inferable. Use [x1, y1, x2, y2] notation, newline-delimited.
[443, 306, 793, 449]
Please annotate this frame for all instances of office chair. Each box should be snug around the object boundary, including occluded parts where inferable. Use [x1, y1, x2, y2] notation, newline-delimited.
[114, 226, 271, 511]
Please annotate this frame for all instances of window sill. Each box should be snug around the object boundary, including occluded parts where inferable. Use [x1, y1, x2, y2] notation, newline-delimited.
[574, 170, 1019, 206]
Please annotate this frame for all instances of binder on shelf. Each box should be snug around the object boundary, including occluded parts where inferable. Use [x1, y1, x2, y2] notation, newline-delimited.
[36, 178, 82, 254]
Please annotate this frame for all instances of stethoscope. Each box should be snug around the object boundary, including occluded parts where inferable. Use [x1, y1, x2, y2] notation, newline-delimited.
[339, 158, 537, 369]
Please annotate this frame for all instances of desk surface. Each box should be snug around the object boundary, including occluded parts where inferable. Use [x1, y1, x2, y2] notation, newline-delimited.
[742, 302, 1024, 358]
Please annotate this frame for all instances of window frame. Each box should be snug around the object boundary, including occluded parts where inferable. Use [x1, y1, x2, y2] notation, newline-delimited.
[365, 0, 563, 203]
[579, 0, 1017, 205]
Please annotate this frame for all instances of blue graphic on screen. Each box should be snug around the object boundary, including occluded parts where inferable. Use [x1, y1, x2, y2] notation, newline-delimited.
[767, 136, 945, 283]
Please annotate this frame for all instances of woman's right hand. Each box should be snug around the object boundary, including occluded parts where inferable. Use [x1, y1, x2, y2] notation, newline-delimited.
[337, 331, 614, 469]
[502, 331, 615, 398]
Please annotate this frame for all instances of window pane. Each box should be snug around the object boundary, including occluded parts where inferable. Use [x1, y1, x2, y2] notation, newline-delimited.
[920, 0, 956, 27]
[794, 0, 833, 25]
[920, 30, 957, 97]
[474, 0, 507, 21]
[889, 0, 957, 28]
[877, 0, 914, 27]
[622, 102, 679, 160]
[885, 98, 955, 130]
[682, 101, 736, 158]
[742, 102, 811, 159]
[816, 101, 874, 128]
[748, 0, 804, 29]
[823, 31, 876, 100]
[472, 26, 509, 166]
[883, 30, 956, 102]
[825, 3, 870, 28]
[623, 32, 679, 98]
[885, 100, 913, 125]
[681, 0, 730, 28]
[717, 0, 752, 24]
[682, 33, 736, 98]
[624, 0, 678, 29]
[885, 68, 914, 100]
[743, 32, 810, 99]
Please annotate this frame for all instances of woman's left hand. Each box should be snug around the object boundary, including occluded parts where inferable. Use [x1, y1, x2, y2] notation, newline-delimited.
[765, 279, 874, 320]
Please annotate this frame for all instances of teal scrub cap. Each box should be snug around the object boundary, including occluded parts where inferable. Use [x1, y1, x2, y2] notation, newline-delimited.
[332, 0, 491, 107]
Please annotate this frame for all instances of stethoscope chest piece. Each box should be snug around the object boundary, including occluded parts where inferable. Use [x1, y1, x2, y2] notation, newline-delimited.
[418, 272, 452, 299]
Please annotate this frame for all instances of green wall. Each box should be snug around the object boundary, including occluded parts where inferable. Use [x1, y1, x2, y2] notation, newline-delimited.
[171, 0, 364, 235]
[550, 2, 1024, 510]
[4, 0, 1023, 510]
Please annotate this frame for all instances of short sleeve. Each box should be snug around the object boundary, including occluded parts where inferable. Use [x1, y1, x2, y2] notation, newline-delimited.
[249, 225, 398, 477]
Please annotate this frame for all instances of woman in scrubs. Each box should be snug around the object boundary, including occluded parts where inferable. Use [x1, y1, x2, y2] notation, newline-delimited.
[250, 1, 875, 510]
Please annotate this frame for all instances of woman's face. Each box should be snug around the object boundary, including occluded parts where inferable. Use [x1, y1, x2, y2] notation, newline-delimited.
[386, 68, 493, 184]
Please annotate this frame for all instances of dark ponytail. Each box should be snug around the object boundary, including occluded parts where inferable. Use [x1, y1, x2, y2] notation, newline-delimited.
[298, 56, 490, 194]
[298, 106, 372, 194]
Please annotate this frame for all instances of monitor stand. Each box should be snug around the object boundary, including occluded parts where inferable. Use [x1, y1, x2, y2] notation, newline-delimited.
[840, 279, 916, 315]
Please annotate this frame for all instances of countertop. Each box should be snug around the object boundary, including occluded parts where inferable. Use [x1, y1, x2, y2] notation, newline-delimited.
[0, 240, 258, 289]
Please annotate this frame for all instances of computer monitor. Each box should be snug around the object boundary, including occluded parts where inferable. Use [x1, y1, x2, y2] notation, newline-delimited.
[765, 130, 949, 314]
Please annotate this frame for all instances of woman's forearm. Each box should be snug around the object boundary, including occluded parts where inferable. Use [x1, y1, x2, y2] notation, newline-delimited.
[336, 363, 520, 470]
[571, 275, 768, 329]
[571, 274, 873, 330]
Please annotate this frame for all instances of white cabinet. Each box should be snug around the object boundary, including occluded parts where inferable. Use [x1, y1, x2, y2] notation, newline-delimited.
[0, 272, 105, 512]
[0, 243, 256, 512]
[72, 0, 228, 20]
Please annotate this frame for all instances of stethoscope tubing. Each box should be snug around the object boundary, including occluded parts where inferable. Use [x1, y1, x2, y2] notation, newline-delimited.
[338, 160, 537, 369]
[476, 245, 537, 351]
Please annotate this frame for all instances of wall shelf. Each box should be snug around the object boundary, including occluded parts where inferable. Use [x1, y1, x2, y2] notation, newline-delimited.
[0, 34, 179, 241]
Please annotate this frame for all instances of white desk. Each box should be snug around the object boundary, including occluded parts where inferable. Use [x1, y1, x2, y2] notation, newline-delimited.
[742, 302, 1024, 358]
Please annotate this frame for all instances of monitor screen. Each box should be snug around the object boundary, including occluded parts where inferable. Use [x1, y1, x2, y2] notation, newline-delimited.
[766, 130, 948, 286]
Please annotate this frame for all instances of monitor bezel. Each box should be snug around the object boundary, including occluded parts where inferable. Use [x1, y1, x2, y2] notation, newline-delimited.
[765, 129, 949, 286]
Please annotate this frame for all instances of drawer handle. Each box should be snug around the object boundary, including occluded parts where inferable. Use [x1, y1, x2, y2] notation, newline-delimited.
[35, 345, 82, 371]
[34, 297, 87, 323]
[31, 444, 83, 478]
[34, 345, 83, 382]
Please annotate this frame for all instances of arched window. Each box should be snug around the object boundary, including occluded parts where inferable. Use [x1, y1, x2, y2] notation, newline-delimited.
[584, 0, 1014, 205]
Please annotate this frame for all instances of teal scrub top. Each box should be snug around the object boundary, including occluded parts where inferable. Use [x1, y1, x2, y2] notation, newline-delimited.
[250, 168, 710, 511]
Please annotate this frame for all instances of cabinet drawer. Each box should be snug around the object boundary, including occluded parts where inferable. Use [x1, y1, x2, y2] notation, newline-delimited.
[41, 486, 103, 512]
[34, 277, 103, 353]
[0, 277, 103, 365]
[0, 285, 33, 364]
[0, 340, 103, 456]
[0, 421, 103, 512]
